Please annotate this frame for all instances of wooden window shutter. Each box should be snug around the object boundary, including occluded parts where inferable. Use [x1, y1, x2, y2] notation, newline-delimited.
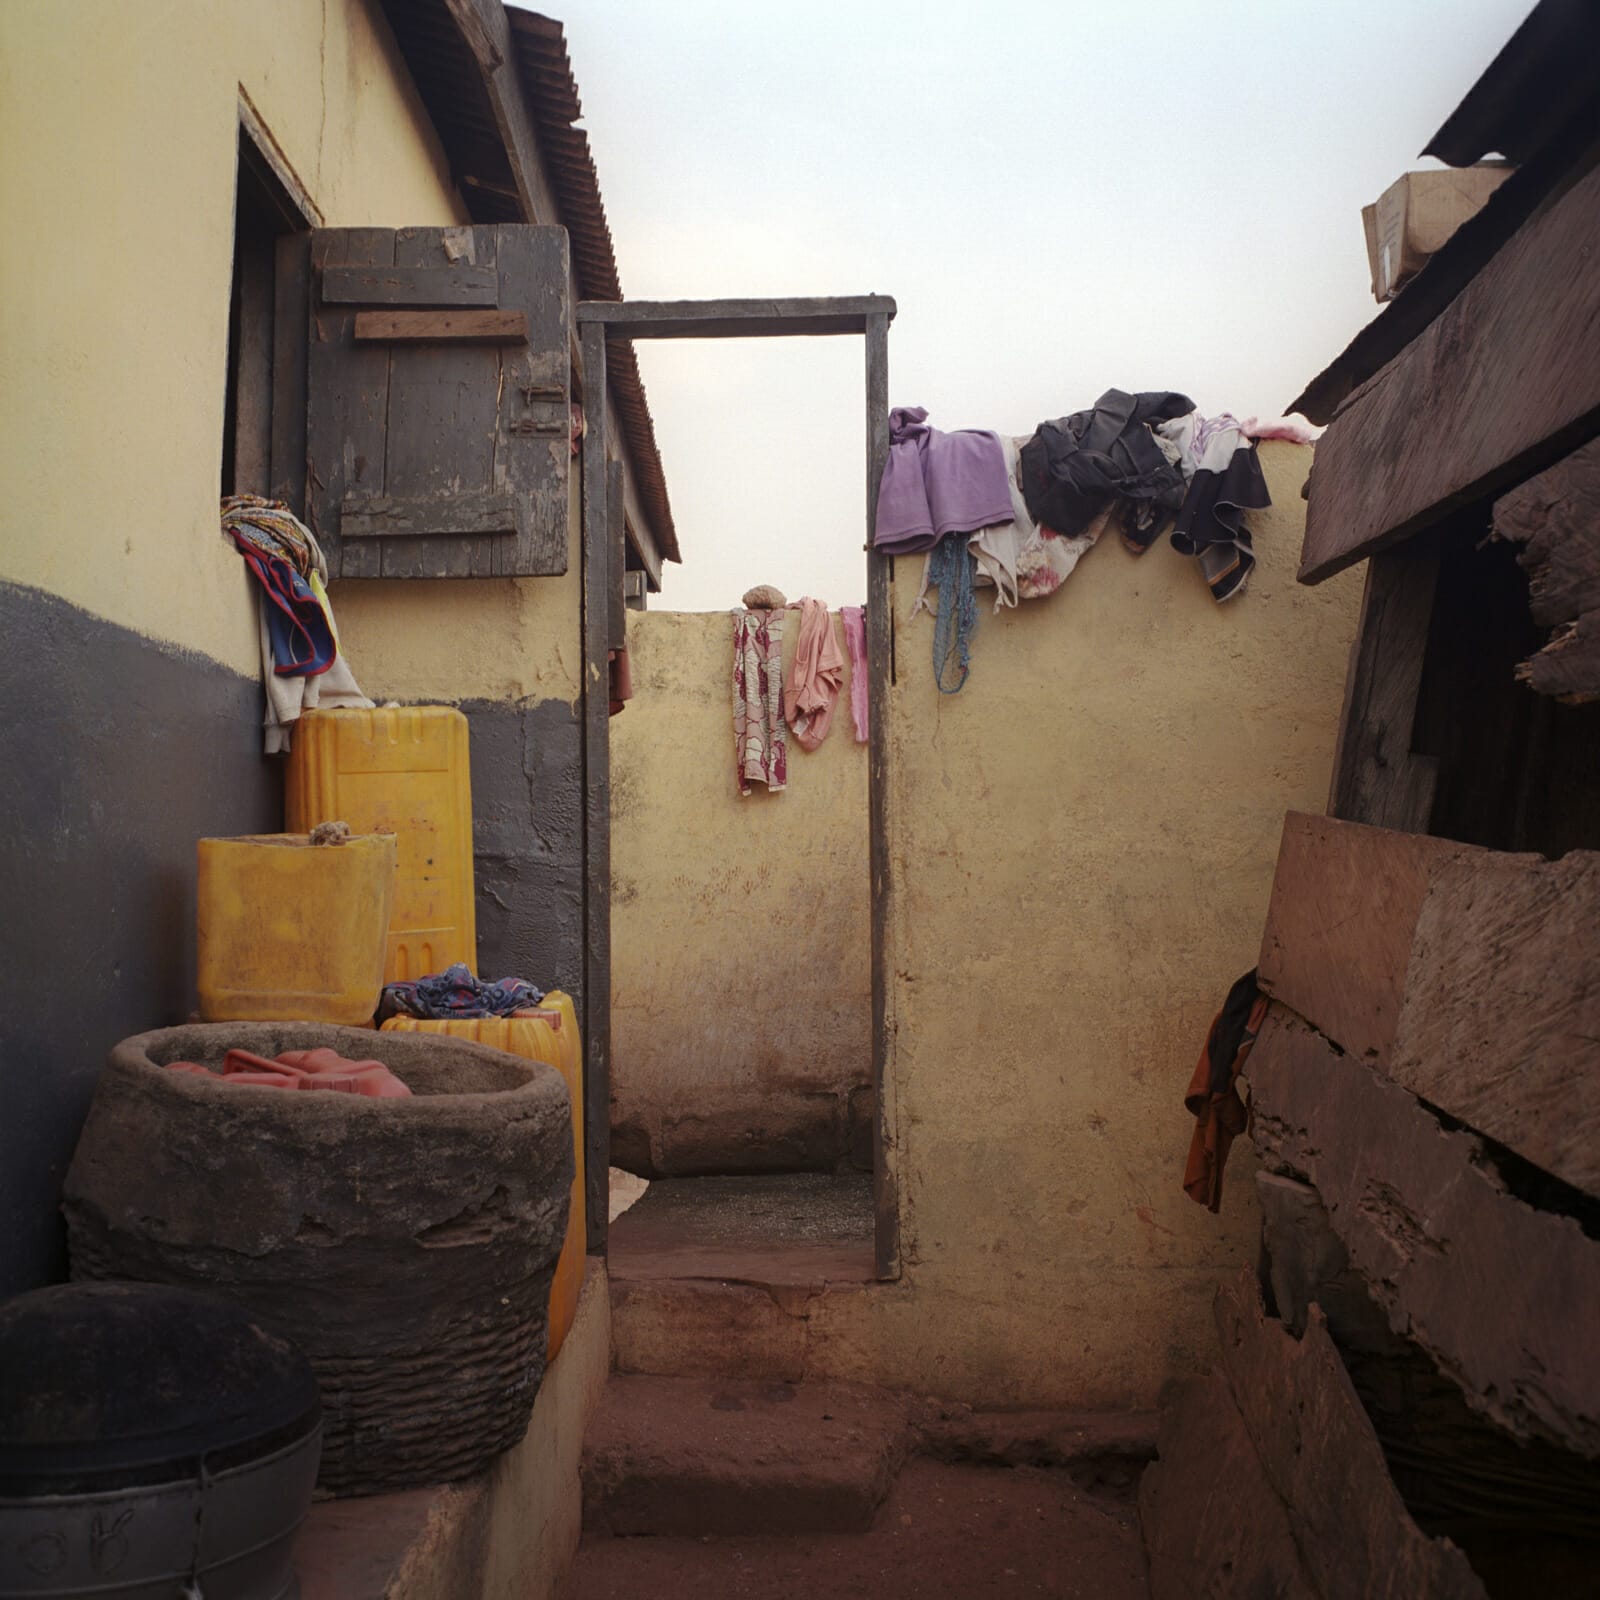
[303, 225, 571, 579]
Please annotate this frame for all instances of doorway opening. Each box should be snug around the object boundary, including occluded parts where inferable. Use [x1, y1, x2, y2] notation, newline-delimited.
[578, 300, 896, 1296]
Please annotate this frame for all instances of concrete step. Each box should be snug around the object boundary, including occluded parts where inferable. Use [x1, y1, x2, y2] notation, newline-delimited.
[569, 1458, 1152, 1600]
[582, 1375, 912, 1538]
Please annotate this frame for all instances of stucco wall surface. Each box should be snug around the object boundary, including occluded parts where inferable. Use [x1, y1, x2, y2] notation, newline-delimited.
[853, 441, 1361, 1408]
[0, 0, 466, 673]
[609, 609, 871, 1174]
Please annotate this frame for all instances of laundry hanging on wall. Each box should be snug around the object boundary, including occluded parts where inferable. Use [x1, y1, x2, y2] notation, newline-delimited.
[840, 606, 869, 742]
[1155, 412, 1272, 602]
[783, 596, 845, 750]
[873, 407, 1013, 557]
[732, 604, 787, 795]
[221, 495, 373, 754]
[885, 388, 1286, 692]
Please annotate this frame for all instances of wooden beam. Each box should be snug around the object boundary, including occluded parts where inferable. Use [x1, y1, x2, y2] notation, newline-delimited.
[1212, 1273, 1486, 1600]
[1388, 849, 1600, 1197]
[1257, 812, 1489, 1061]
[1247, 1003, 1600, 1458]
[269, 232, 311, 516]
[320, 264, 499, 307]
[442, 0, 548, 227]
[339, 492, 519, 539]
[865, 310, 898, 1283]
[577, 296, 898, 341]
[352, 309, 527, 344]
[579, 319, 611, 1257]
[1326, 538, 1441, 829]
[1300, 157, 1600, 583]
[606, 458, 626, 651]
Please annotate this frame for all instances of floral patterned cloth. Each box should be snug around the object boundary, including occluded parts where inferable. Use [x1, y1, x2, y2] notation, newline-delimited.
[733, 607, 787, 795]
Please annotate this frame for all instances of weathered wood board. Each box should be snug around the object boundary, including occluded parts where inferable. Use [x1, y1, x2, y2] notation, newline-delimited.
[1300, 157, 1600, 584]
[1257, 812, 1490, 1061]
[578, 294, 897, 340]
[306, 224, 570, 579]
[1247, 1003, 1600, 1457]
[1213, 1272, 1485, 1599]
[1139, 1372, 1317, 1600]
[1495, 436, 1600, 702]
[1256, 1173, 1600, 1544]
[1326, 541, 1441, 831]
[1517, 613, 1600, 702]
[1388, 849, 1600, 1198]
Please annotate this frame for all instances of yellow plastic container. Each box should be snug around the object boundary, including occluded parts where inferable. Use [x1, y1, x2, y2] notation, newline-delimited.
[381, 1005, 585, 1361]
[286, 707, 477, 983]
[197, 833, 396, 1023]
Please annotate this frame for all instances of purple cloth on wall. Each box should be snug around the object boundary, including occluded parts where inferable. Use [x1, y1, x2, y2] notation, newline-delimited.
[873, 407, 1014, 556]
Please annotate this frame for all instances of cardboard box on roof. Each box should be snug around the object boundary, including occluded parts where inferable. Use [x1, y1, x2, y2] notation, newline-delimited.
[1361, 163, 1513, 302]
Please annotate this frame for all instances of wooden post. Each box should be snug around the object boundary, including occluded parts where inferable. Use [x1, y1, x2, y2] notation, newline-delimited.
[580, 318, 611, 1255]
[865, 310, 899, 1280]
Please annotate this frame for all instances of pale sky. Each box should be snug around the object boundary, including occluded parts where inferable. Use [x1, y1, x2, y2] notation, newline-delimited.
[542, 0, 1529, 610]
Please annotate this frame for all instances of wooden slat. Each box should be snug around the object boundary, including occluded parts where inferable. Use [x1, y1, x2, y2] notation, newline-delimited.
[321, 264, 499, 307]
[380, 230, 501, 578]
[1326, 539, 1441, 830]
[1300, 157, 1600, 584]
[1388, 849, 1600, 1196]
[865, 310, 898, 1283]
[1247, 1003, 1600, 1457]
[1257, 812, 1488, 1060]
[580, 318, 610, 1256]
[353, 309, 528, 344]
[308, 230, 394, 579]
[339, 492, 519, 539]
[579, 295, 898, 341]
[495, 224, 571, 579]
[1212, 1272, 1486, 1600]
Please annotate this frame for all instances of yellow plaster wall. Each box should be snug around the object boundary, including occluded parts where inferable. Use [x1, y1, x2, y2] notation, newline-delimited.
[0, 0, 466, 676]
[330, 463, 583, 705]
[609, 609, 869, 1171]
[839, 440, 1360, 1407]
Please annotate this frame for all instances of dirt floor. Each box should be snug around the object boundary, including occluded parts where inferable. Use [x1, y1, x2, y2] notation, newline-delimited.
[607, 1171, 877, 1285]
[568, 1458, 1150, 1599]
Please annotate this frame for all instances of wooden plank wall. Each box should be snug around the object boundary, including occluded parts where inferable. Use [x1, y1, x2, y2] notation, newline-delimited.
[1300, 157, 1600, 584]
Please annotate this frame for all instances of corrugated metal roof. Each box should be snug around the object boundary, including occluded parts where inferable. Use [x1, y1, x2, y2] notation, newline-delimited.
[379, 0, 679, 565]
[1289, 0, 1600, 425]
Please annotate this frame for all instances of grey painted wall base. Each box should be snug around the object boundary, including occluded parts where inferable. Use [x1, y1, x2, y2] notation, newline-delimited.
[0, 582, 279, 1295]
[464, 697, 585, 1009]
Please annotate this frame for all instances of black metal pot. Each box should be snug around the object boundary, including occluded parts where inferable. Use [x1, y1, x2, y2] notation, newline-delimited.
[0, 1282, 321, 1599]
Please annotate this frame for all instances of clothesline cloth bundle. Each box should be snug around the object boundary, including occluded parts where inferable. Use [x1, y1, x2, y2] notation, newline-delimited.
[879, 395, 1280, 691]
[221, 494, 373, 753]
[732, 593, 867, 796]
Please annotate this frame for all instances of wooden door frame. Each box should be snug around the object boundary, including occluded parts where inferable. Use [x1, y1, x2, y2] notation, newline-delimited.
[577, 296, 899, 1277]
